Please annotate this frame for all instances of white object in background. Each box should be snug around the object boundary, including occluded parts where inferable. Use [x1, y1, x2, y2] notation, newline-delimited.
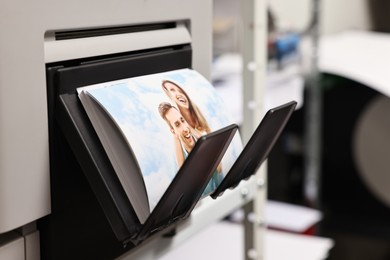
[158, 221, 333, 260]
[265, 200, 322, 233]
[229, 200, 322, 233]
[353, 95, 390, 207]
[265, 229, 333, 260]
[319, 30, 390, 98]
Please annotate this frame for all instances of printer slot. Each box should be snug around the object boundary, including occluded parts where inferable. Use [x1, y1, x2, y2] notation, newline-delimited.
[54, 22, 176, 40]
[44, 22, 191, 63]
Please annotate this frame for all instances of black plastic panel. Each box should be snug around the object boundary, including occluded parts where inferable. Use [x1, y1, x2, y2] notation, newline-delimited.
[136, 124, 237, 241]
[41, 45, 192, 259]
[55, 22, 176, 40]
[211, 101, 297, 198]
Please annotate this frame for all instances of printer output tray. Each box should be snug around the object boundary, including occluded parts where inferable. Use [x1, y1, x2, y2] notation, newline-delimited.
[211, 101, 297, 198]
[58, 94, 237, 243]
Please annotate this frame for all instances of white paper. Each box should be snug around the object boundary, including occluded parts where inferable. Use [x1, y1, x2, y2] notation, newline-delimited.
[265, 200, 322, 233]
[158, 221, 333, 260]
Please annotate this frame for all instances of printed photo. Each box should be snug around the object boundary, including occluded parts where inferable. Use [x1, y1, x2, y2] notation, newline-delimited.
[84, 69, 242, 211]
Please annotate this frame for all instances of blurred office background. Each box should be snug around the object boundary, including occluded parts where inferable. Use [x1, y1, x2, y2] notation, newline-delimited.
[212, 0, 390, 259]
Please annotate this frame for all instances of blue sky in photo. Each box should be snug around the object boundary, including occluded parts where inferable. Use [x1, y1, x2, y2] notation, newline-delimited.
[85, 69, 242, 211]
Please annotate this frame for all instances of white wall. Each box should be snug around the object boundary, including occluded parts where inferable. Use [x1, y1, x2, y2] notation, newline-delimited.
[269, 0, 373, 34]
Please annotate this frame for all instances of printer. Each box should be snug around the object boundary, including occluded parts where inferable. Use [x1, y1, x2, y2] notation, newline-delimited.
[0, 1, 212, 259]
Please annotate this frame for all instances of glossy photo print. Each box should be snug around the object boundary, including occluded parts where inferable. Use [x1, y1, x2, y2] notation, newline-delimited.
[84, 69, 243, 211]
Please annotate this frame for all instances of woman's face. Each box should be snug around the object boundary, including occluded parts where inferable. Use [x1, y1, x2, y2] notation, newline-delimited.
[164, 82, 189, 109]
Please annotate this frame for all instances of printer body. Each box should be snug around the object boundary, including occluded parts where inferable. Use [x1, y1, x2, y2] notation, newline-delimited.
[0, 1, 211, 258]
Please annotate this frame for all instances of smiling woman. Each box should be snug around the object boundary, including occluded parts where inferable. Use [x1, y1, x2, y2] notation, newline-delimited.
[162, 80, 211, 137]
